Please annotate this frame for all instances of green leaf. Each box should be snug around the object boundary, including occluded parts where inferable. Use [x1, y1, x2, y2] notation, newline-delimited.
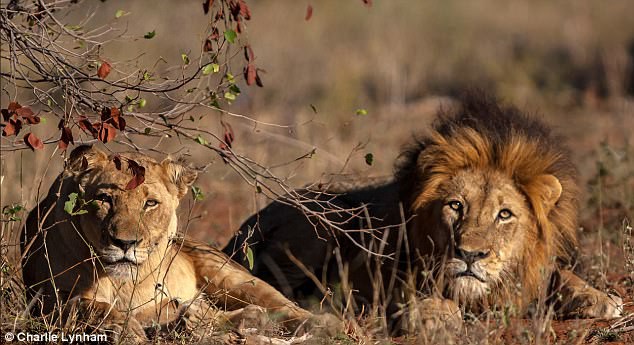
[144, 30, 156, 39]
[226, 73, 235, 84]
[224, 29, 237, 44]
[355, 108, 368, 116]
[229, 84, 241, 94]
[202, 64, 216, 75]
[142, 71, 152, 81]
[64, 193, 87, 215]
[191, 186, 205, 201]
[144, 128, 151, 134]
[256, 185, 262, 193]
[181, 53, 190, 65]
[194, 135, 209, 146]
[138, 99, 147, 108]
[115, 9, 127, 19]
[224, 92, 236, 101]
[65, 25, 82, 31]
[246, 247, 254, 270]
[364, 153, 374, 166]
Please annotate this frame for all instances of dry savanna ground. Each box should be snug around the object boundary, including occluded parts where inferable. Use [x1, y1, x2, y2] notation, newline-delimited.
[1, 0, 634, 344]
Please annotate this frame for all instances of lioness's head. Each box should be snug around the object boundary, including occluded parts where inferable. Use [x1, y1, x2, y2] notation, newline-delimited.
[397, 95, 578, 311]
[64, 145, 196, 276]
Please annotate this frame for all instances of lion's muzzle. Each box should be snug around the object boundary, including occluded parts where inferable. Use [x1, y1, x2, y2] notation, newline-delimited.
[447, 247, 491, 283]
[100, 234, 149, 265]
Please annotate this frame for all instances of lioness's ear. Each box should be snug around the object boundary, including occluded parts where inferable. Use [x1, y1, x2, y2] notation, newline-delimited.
[161, 159, 197, 199]
[533, 174, 562, 214]
[67, 145, 108, 174]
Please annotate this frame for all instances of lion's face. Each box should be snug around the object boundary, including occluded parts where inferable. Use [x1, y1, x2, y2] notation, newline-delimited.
[411, 168, 560, 307]
[435, 169, 534, 303]
[66, 146, 196, 276]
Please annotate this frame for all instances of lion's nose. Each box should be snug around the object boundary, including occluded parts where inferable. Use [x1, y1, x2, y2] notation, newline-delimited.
[455, 247, 490, 265]
[110, 236, 142, 251]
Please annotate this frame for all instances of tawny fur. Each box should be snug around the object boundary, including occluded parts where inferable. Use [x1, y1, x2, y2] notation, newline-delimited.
[21, 146, 324, 342]
[225, 94, 622, 329]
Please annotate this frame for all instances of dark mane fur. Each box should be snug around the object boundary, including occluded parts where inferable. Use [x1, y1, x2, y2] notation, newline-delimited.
[394, 92, 579, 308]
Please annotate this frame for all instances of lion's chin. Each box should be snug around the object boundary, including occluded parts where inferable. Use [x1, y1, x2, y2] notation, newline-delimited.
[447, 276, 490, 303]
[104, 261, 139, 278]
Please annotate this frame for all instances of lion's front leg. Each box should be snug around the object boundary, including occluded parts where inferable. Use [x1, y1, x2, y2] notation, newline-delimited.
[181, 240, 341, 335]
[68, 298, 147, 343]
[551, 270, 623, 319]
[395, 297, 463, 335]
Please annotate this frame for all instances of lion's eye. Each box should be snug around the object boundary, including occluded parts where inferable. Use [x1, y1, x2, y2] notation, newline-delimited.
[497, 209, 513, 220]
[96, 193, 112, 204]
[448, 200, 463, 211]
[144, 199, 159, 208]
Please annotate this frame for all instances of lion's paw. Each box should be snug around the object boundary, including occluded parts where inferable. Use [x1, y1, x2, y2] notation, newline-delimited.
[399, 297, 463, 334]
[104, 316, 147, 344]
[296, 313, 342, 337]
[572, 292, 623, 319]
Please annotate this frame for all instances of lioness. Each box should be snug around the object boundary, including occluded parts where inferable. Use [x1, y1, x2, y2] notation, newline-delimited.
[224, 95, 623, 332]
[21, 145, 334, 342]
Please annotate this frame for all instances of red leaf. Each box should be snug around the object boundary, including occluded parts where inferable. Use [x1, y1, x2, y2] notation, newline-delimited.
[8, 102, 21, 112]
[58, 127, 74, 150]
[244, 63, 257, 86]
[24, 132, 44, 151]
[2, 118, 22, 136]
[244, 45, 255, 62]
[203, 0, 213, 14]
[238, 0, 251, 20]
[229, 1, 240, 20]
[97, 61, 111, 79]
[210, 27, 220, 41]
[1, 109, 10, 121]
[102, 107, 125, 130]
[125, 159, 146, 190]
[221, 120, 234, 149]
[112, 155, 122, 170]
[204, 39, 213, 52]
[78, 116, 98, 137]
[22, 115, 40, 125]
[98, 122, 117, 143]
[15, 107, 34, 118]
[255, 70, 264, 87]
[2, 122, 15, 136]
[100, 107, 110, 121]
[305, 4, 313, 21]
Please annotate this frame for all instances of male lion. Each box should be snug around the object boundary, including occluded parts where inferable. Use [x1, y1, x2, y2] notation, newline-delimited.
[21, 145, 334, 342]
[224, 95, 623, 332]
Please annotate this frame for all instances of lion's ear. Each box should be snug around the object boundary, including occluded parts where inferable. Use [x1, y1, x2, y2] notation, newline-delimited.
[533, 174, 562, 214]
[161, 159, 197, 199]
[67, 145, 108, 174]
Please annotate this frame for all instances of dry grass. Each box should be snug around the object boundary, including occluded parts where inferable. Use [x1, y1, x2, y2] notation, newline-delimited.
[2, 0, 634, 343]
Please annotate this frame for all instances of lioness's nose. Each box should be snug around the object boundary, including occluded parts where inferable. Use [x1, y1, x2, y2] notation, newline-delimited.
[110, 236, 142, 251]
[455, 248, 490, 265]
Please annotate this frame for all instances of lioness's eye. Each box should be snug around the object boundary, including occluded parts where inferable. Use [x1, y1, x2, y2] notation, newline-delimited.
[448, 200, 463, 211]
[96, 193, 112, 204]
[144, 199, 159, 208]
[497, 209, 513, 220]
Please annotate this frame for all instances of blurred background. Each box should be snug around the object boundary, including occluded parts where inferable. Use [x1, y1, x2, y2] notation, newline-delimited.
[1, 0, 633, 270]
